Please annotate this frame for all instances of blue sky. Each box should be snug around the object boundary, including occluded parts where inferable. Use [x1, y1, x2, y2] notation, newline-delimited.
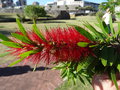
[15, 0, 107, 5]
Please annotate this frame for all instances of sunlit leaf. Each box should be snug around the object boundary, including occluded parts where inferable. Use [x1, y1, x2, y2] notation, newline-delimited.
[32, 24, 46, 41]
[77, 42, 89, 47]
[72, 25, 95, 41]
[0, 33, 10, 41]
[110, 69, 119, 90]
[16, 18, 27, 36]
[20, 50, 38, 57]
[1, 41, 22, 48]
[8, 57, 25, 67]
[11, 33, 31, 44]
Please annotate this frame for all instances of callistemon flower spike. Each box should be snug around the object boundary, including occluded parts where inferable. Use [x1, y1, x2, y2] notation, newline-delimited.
[6, 26, 93, 66]
[45, 27, 93, 62]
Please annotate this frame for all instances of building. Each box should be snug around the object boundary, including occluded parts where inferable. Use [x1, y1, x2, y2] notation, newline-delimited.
[45, 0, 99, 12]
[0, 0, 13, 8]
[32, 1, 39, 5]
[16, 0, 27, 6]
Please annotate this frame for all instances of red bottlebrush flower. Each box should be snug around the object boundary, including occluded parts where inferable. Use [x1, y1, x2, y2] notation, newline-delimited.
[45, 27, 93, 62]
[8, 27, 93, 65]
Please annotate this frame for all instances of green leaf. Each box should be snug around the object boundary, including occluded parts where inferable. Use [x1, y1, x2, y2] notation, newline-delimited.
[115, 23, 120, 37]
[78, 75, 85, 85]
[110, 69, 119, 90]
[109, 16, 115, 35]
[72, 25, 95, 41]
[61, 68, 67, 78]
[100, 46, 108, 66]
[11, 33, 31, 44]
[117, 64, 120, 72]
[1, 41, 22, 48]
[0, 33, 10, 41]
[101, 58, 107, 66]
[20, 50, 38, 57]
[8, 57, 25, 67]
[100, 47, 115, 66]
[83, 21, 105, 40]
[0, 52, 10, 57]
[77, 57, 94, 72]
[96, 16, 109, 36]
[32, 24, 46, 41]
[77, 42, 89, 47]
[89, 44, 98, 48]
[16, 18, 27, 36]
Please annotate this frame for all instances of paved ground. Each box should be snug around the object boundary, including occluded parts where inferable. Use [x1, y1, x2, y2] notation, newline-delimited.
[0, 62, 63, 90]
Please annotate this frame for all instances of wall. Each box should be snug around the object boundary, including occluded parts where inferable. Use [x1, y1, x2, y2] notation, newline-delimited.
[0, 8, 23, 13]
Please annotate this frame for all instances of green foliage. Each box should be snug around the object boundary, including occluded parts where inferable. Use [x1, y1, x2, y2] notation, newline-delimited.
[96, 11, 104, 18]
[8, 57, 25, 67]
[1, 41, 22, 48]
[24, 5, 46, 23]
[99, 0, 120, 13]
[77, 42, 89, 47]
[16, 18, 27, 36]
[16, 14, 26, 23]
[0, 33, 10, 41]
[32, 24, 46, 41]
[67, 16, 120, 89]
[11, 33, 31, 44]
[72, 25, 94, 41]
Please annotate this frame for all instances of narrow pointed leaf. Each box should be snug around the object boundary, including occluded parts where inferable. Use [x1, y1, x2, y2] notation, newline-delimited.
[109, 16, 115, 35]
[20, 50, 38, 57]
[0, 33, 10, 41]
[78, 76, 85, 85]
[0, 52, 10, 57]
[11, 33, 31, 44]
[77, 42, 89, 47]
[96, 16, 109, 36]
[8, 57, 25, 67]
[72, 25, 95, 41]
[115, 23, 120, 37]
[32, 24, 46, 41]
[110, 69, 119, 90]
[16, 18, 27, 36]
[83, 21, 105, 40]
[1, 41, 22, 48]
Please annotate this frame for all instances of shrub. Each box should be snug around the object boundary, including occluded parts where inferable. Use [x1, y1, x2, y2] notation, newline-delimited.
[24, 5, 46, 23]
[88, 12, 96, 16]
[96, 11, 104, 18]
[16, 14, 26, 23]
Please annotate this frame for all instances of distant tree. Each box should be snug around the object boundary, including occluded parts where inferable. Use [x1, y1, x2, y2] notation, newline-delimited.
[99, 0, 120, 13]
[24, 5, 46, 24]
[84, 6, 94, 11]
[49, 5, 52, 11]
[75, 6, 79, 11]
[65, 5, 69, 11]
[57, 5, 60, 10]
